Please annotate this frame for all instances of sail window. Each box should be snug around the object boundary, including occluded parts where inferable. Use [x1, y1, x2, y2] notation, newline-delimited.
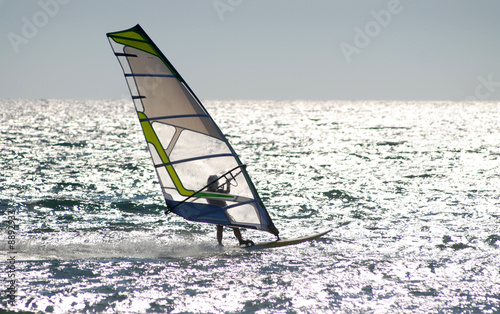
[151, 122, 176, 154]
[170, 129, 231, 162]
[226, 204, 261, 225]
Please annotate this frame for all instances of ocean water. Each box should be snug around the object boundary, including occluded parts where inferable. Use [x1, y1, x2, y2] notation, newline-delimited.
[1, 99, 499, 313]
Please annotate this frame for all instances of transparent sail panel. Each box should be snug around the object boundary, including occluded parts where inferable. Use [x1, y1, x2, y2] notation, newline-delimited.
[170, 129, 231, 161]
[173, 156, 247, 193]
[226, 204, 261, 225]
[151, 122, 176, 154]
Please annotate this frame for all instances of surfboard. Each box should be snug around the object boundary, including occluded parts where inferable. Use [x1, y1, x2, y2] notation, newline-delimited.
[237, 229, 332, 250]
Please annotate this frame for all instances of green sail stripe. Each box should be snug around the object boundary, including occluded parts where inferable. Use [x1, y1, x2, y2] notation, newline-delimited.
[197, 192, 233, 199]
[110, 36, 158, 57]
[110, 30, 145, 41]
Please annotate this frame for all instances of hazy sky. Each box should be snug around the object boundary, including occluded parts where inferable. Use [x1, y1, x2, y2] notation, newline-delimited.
[1, 0, 499, 101]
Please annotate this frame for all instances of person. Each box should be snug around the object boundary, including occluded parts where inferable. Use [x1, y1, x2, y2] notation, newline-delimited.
[206, 175, 254, 247]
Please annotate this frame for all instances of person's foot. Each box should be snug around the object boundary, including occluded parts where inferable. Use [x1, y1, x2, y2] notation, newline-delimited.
[239, 239, 254, 247]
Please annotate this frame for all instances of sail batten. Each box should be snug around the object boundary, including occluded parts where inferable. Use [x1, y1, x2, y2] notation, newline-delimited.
[124, 74, 176, 78]
[155, 153, 236, 168]
[114, 52, 138, 57]
[107, 24, 279, 236]
[139, 114, 211, 122]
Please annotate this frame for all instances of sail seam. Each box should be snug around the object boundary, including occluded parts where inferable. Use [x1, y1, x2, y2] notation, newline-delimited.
[124, 74, 175, 78]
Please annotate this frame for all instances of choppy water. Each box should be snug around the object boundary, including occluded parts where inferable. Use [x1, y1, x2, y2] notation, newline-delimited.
[1, 99, 500, 313]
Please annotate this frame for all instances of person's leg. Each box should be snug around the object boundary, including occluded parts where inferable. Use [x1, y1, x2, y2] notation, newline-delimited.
[232, 228, 254, 246]
[232, 228, 243, 243]
[217, 225, 223, 245]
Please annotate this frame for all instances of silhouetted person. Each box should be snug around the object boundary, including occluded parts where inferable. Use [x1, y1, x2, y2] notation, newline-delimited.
[206, 175, 253, 247]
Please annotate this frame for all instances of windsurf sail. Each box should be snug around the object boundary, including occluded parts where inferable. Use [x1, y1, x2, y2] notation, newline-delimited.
[107, 24, 279, 236]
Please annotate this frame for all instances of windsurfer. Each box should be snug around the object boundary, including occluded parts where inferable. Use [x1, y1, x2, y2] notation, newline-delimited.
[207, 175, 254, 247]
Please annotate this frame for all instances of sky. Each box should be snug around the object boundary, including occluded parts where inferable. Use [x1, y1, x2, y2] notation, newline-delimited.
[0, 0, 499, 101]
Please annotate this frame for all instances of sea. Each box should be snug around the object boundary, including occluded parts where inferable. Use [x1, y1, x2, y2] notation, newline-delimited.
[1, 99, 499, 313]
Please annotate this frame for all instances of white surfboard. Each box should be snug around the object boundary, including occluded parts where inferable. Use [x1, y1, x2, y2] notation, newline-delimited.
[237, 229, 332, 250]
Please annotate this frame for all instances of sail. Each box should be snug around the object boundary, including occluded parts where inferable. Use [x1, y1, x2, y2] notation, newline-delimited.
[107, 25, 279, 236]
